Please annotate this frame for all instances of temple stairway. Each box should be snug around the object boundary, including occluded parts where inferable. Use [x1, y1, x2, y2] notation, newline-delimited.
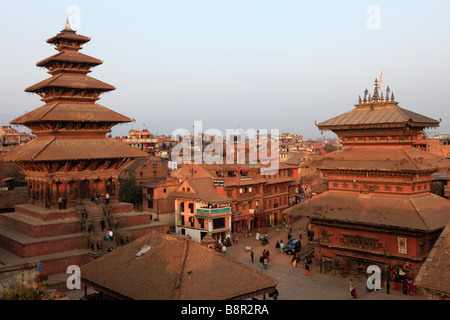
[81, 200, 117, 253]
[0, 200, 169, 293]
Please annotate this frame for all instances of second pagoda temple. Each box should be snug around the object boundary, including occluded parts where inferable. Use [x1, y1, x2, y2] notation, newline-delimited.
[286, 79, 450, 283]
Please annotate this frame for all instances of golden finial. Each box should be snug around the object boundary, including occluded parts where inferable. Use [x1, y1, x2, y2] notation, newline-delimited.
[63, 18, 74, 32]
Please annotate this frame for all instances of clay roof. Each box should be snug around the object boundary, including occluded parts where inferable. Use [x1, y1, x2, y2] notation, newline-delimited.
[46, 31, 90, 44]
[318, 104, 439, 130]
[170, 177, 231, 203]
[10, 103, 131, 124]
[80, 231, 278, 300]
[1, 137, 148, 162]
[36, 51, 102, 67]
[415, 222, 450, 296]
[302, 148, 450, 173]
[25, 74, 115, 92]
[285, 191, 450, 232]
[224, 178, 267, 187]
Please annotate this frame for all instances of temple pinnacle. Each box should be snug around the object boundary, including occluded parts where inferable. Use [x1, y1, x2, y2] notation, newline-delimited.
[64, 18, 74, 32]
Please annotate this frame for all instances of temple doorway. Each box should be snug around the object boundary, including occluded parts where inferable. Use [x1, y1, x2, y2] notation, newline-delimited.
[80, 180, 90, 199]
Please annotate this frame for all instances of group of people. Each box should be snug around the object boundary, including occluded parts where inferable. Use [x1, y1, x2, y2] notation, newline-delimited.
[390, 267, 415, 295]
[91, 193, 110, 205]
[250, 249, 271, 270]
[275, 240, 284, 253]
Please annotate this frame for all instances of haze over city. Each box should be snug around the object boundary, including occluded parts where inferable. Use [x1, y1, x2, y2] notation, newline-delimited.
[1, 0, 449, 139]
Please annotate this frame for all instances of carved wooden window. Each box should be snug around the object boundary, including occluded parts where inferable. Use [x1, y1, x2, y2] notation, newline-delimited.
[398, 237, 407, 254]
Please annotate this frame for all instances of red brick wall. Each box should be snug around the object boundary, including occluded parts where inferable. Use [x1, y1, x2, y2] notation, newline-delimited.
[0, 189, 28, 209]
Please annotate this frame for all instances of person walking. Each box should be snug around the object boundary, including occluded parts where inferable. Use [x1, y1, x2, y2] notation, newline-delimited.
[259, 254, 265, 268]
[265, 250, 270, 262]
[58, 197, 62, 210]
[250, 250, 254, 263]
[305, 260, 311, 276]
[263, 255, 268, 270]
[275, 241, 280, 253]
[280, 240, 284, 254]
[287, 232, 292, 241]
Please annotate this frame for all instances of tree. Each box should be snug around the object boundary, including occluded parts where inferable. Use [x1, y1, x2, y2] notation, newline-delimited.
[119, 174, 142, 208]
[3, 163, 25, 181]
[324, 144, 338, 153]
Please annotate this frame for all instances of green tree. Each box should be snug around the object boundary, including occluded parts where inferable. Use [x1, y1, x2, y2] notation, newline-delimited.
[119, 175, 142, 208]
[324, 144, 338, 153]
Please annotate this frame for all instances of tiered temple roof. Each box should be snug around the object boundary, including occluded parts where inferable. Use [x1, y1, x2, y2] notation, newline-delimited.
[2, 20, 148, 204]
[287, 78, 450, 231]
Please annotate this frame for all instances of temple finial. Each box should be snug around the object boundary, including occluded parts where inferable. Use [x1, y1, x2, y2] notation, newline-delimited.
[373, 78, 379, 101]
[64, 18, 74, 32]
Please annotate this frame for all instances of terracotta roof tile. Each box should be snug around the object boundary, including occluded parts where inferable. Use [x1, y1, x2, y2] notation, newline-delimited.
[285, 191, 450, 232]
[415, 222, 450, 295]
[170, 177, 231, 203]
[80, 231, 278, 300]
[302, 148, 450, 172]
[25, 74, 115, 92]
[1, 137, 148, 162]
[11, 103, 131, 124]
[318, 105, 439, 130]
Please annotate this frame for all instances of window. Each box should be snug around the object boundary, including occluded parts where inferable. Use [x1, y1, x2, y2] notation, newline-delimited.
[163, 189, 167, 193]
[148, 200, 153, 209]
[398, 237, 407, 254]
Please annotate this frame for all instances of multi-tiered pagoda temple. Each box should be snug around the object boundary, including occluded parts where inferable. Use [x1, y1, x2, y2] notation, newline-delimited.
[0, 21, 168, 277]
[2, 20, 147, 207]
[286, 79, 450, 283]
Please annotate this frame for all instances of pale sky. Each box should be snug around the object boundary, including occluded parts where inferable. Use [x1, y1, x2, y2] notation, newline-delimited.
[0, 0, 449, 139]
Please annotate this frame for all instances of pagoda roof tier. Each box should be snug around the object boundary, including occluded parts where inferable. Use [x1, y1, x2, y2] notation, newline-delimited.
[36, 51, 102, 68]
[318, 104, 439, 131]
[303, 148, 450, 173]
[11, 103, 131, 125]
[2, 137, 148, 162]
[285, 191, 450, 232]
[25, 74, 115, 92]
[47, 30, 90, 44]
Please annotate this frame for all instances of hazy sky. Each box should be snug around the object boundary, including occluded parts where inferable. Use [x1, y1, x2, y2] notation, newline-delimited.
[0, 0, 449, 139]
